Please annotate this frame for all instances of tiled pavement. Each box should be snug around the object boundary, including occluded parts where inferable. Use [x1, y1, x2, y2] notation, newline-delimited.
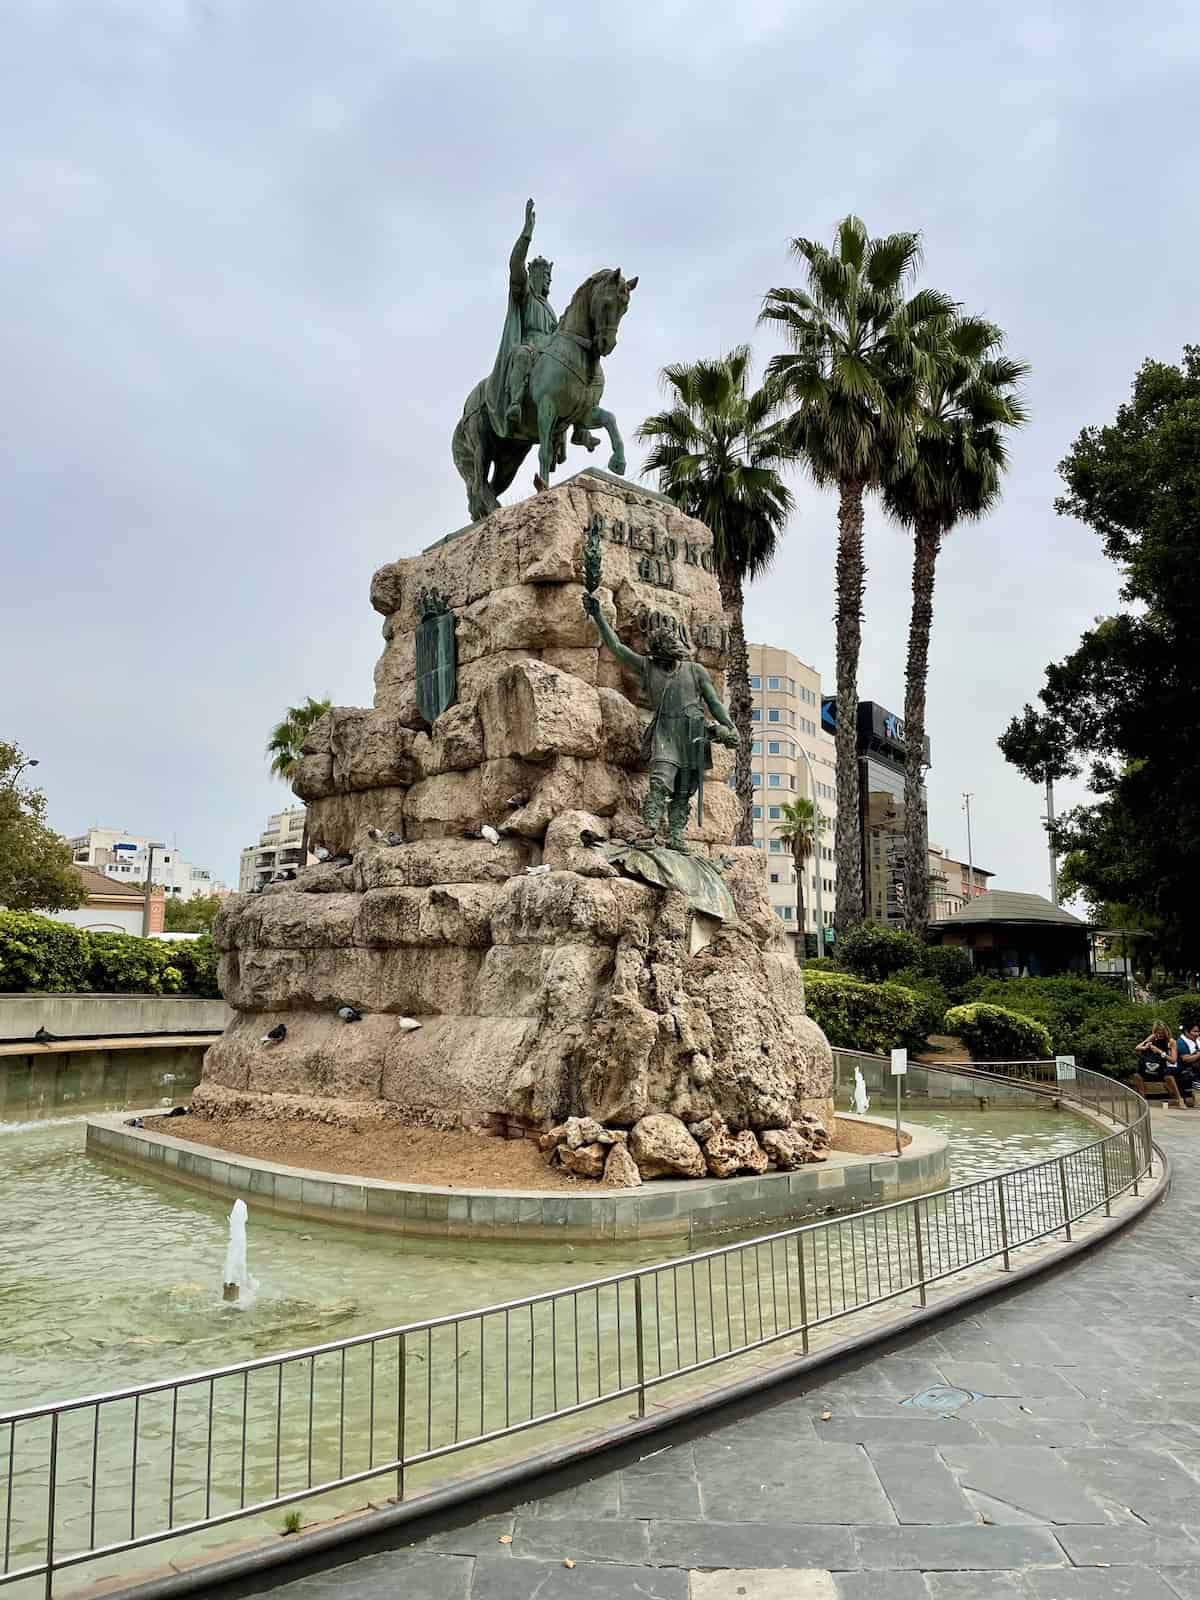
[248, 1111, 1200, 1599]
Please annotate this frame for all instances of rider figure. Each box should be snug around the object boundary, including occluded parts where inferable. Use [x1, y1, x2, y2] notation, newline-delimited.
[504, 199, 558, 432]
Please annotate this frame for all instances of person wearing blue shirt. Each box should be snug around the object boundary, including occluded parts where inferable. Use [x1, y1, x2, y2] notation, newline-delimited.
[1175, 1023, 1200, 1105]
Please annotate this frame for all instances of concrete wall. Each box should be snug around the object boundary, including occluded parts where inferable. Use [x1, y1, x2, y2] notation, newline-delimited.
[0, 993, 230, 1040]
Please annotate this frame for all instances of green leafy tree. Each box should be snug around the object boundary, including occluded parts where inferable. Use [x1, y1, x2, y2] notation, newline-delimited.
[0, 744, 85, 913]
[163, 893, 222, 933]
[760, 218, 954, 933]
[997, 703, 1079, 905]
[266, 696, 331, 864]
[774, 797, 825, 959]
[637, 348, 793, 844]
[1001, 348, 1200, 975]
[885, 316, 1028, 934]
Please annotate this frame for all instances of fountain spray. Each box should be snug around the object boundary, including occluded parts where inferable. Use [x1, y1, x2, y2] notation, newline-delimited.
[222, 1198, 252, 1305]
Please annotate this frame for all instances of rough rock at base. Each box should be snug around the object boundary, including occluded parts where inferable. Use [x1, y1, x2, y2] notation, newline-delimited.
[603, 1142, 642, 1188]
[629, 1114, 706, 1180]
[760, 1128, 815, 1171]
[703, 1127, 770, 1179]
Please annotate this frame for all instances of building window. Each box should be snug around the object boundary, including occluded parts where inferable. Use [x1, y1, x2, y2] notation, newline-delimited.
[751, 805, 762, 820]
[751, 708, 761, 722]
[749, 675, 761, 689]
[751, 740, 761, 754]
[767, 675, 780, 690]
[751, 772, 762, 787]
[767, 708, 781, 723]
[753, 839, 763, 849]
[780, 906, 794, 921]
[768, 805, 781, 820]
[769, 839, 783, 852]
[768, 773, 782, 788]
[768, 740, 781, 755]
[769, 872, 779, 884]
[789, 774, 796, 789]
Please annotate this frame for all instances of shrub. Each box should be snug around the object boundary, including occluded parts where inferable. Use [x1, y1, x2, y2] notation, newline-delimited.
[86, 933, 186, 995]
[944, 1002, 1053, 1062]
[891, 967, 951, 1042]
[0, 911, 90, 992]
[918, 945, 975, 1001]
[805, 970, 928, 1054]
[1178, 995, 1200, 1030]
[837, 924, 924, 983]
[161, 935, 221, 998]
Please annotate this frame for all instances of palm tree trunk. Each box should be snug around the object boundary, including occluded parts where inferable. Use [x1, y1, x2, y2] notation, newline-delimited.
[718, 562, 755, 847]
[902, 515, 940, 936]
[794, 840, 807, 964]
[833, 478, 866, 935]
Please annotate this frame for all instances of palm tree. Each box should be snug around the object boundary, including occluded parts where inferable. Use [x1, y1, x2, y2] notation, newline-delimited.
[884, 316, 1028, 934]
[266, 696, 332, 866]
[760, 217, 954, 934]
[775, 797, 826, 962]
[637, 348, 794, 845]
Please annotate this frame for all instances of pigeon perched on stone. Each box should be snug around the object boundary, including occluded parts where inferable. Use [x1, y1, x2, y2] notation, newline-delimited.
[384, 831, 403, 847]
[480, 824, 501, 846]
[525, 863, 552, 876]
[328, 853, 353, 868]
[579, 829, 606, 849]
[505, 792, 530, 809]
[314, 846, 332, 861]
[34, 1026, 56, 1044]
[396, 1017, 422, 1033]
[262, 1024, 287, 1044]
[336, 1004, 362, 1023]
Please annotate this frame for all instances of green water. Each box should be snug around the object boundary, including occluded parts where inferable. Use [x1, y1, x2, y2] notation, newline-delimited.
[0, 1055, 1102, 1594]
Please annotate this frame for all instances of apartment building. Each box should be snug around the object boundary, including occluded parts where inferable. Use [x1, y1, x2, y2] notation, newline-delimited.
[745, 644, 838, 953]
[238, 807, 310, 893]
[928, 841, 994, 920]
[65, 827, 226, 899]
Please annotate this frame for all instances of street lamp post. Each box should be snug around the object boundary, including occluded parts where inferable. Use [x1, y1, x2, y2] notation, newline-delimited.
[796, 744, 825, 961]
[3, 756, 38, 791]
[141, 841, 167, 937]
[962, 792, 975, 900]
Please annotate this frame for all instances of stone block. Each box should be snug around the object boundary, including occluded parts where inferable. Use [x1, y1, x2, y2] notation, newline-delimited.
[479, 659, 602, 763]
[490, 872, 623, 945]
[354, 884, 499, 948]
[469, 944, 614, 1019]
[329, 707, 425, 791]
[221, 944, 483, 1016]
[359, 835, 536, 888]
[423, 702, 483, 774]
[379, 1016, 540, 1118]
[402, 769, 482, 838]
[597, 686, 644, 767]
[306, 788, 407, 856]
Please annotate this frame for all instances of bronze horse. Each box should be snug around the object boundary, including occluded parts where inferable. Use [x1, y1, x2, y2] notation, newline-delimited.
[452, 268, 637, 524]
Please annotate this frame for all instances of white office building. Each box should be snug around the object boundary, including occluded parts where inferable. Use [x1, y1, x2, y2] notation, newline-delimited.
[238, 807, 310, 893]
[65, 828, 226, 900]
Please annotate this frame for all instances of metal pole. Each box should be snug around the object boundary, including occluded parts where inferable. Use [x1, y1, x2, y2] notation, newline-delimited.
[895, 1074, 903, 1158]
[1045, 774, 1058, 905]
[633, 1278, 646, 1418]
[1100, 1139, 1112, 1218]
[913, 1202, 927, 1307]
[997, 1177, 1011, 1270]
[1058, 1159, 1072, 1241]
[140, 843, 156, 938]
[797, 743, 824, 961]
[962, 793, 975, 898]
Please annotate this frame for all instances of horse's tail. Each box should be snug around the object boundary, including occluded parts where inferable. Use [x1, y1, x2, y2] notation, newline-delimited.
[452, 382, 485, 484]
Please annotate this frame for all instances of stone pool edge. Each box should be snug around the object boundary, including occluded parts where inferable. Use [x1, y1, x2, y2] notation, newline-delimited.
[83, 1113, 949, 1249]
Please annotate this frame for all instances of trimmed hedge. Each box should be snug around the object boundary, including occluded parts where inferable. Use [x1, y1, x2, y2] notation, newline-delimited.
[0, 912, 220, 998]
[836, 924, 924, 983]
[944, 1002, 1053, 1062]
[804, 970, 928, 1054]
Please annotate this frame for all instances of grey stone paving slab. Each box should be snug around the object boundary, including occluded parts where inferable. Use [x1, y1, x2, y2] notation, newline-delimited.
[1024, 1568, 1181, 1598]
[936, 1361, 1083, 1400]
[1160, 1567, 1200, 1597]
[471, 1556, 688, 1599]
[816, 1416, 983, 1446]
[514, 1476, 622, 1518]
[508, 1514, 651, 1564]
[851, 1525, 1066, 1570]
[866, 1446, 977, 1525]
[619, 1470, 703, 1520]
[818, 1358, 950, 1397]
[973, 1417, 1094, 1448]
[1056, 1446, 1200, 1512]
[939, 1445, 1108, 1525]
[1054, 1526, 1200, 1566]
[273, 1551, 473, 1598]
[924, 1575, 1034, 1598]
[647, 1520, 855, 1570]
[413, 1513, 516, 1555]
[831, 1575, 927, 1600]
[696, 1439, 895, 1524]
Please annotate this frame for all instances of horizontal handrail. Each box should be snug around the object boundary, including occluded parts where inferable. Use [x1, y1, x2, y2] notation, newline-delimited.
[1, 1055, 1154, 1596]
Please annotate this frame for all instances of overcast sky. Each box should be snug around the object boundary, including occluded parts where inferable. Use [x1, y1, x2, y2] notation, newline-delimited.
[3, 0, 1195, 894]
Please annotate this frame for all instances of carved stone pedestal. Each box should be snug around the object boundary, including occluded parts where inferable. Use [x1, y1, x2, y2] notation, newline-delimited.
[200, 471, 832, 1133]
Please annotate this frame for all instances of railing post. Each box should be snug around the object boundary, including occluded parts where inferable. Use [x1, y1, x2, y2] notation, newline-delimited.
[1127, 1130, 1140, 1196]
[796, 1234, 810, 1355]
[45, 1412, 58, 1600]
[396, 1332, 406, 1501]
[913, 1202, 927, 1307]
[633, 1277, 646, 1418]
[997, 1176, 1011, 1271]
[1058, 1160, 1073, 1242]
[1100, 1138, 1112, 1218]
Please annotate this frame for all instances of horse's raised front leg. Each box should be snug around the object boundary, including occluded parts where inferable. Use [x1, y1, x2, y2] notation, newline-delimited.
[588, 407, 626, 476]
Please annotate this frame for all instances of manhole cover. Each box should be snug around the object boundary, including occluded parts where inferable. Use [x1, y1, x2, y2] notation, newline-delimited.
[900, 1384, 982, 1413]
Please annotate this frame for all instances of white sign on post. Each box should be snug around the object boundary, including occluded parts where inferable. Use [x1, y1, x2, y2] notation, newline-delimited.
[891, 1048, 909, 1076]
[1055, 1055, 1077, 1082]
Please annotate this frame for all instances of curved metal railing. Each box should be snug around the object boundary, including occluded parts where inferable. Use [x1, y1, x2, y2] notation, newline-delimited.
[0, 1056, 1155, 1597]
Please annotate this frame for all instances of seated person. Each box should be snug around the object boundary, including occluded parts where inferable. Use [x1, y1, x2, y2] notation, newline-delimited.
[1175, 1022, 1200, 1104]
[1134, 1022, 1187, 1107]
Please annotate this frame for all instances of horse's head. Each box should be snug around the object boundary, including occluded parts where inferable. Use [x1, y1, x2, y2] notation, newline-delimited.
[578, 268, 638, 356]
